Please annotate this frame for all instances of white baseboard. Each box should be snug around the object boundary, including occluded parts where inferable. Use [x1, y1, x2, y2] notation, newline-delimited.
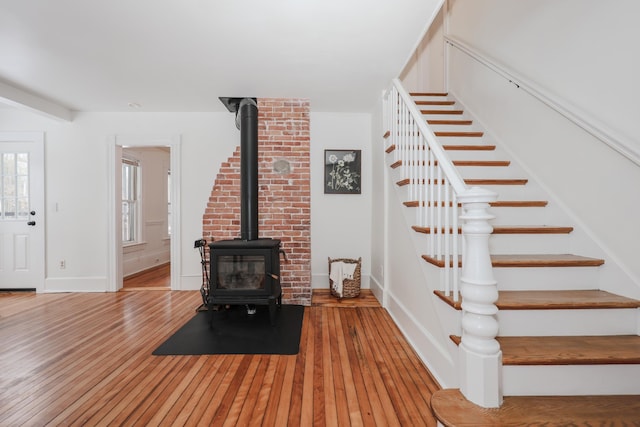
[43, 276, 108, 292]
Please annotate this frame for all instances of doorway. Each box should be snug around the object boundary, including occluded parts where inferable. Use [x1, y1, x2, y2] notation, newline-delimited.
[107, 135, 181, 292]
[121, 146, 171, 290]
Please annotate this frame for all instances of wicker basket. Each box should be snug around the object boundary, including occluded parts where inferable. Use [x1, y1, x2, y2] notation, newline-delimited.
[328, 257, 362, 299]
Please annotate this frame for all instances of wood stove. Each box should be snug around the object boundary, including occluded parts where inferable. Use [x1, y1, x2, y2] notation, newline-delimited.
[207, 97, 283, 325]
[209, 238, 282, 324]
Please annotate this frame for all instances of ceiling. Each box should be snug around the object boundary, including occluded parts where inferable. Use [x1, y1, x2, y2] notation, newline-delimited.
[0, 0, 442, 117]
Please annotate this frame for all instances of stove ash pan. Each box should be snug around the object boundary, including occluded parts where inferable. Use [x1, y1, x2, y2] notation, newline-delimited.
[208, 238, 282, 324]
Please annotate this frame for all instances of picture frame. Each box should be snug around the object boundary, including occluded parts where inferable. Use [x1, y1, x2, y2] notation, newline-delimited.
[324, 149, 361, 194]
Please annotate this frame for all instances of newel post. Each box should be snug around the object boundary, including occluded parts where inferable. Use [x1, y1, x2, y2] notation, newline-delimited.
[457, 186, 503, 408]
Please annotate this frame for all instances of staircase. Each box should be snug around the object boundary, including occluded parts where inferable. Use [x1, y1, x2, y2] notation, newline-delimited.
[385, 91, 640, 424]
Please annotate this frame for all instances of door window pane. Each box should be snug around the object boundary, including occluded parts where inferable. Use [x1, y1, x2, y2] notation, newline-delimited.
[1, 152, 29, 221]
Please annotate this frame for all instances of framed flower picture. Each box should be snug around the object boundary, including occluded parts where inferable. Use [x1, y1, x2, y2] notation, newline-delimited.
[324, 149, 361, 194]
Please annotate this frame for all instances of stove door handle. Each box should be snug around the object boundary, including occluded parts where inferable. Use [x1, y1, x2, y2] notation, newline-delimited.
[279, 249, 288, 263]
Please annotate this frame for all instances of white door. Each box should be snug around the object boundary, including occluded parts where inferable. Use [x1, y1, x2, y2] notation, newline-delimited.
[0, 132, 45, 290]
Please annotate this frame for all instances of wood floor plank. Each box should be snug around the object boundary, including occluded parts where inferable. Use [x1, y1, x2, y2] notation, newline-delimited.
[329, 307, 357, 426]
[340, 308, 378, 426]
[371, 307, 439, 426]
[320, 307, 339, 426]
[287, 307, 308, 425]
[300, 308, 316, 426]
[248, 356, 279, 425]
[312, 307, 327, 427]
[357, 307, 416, 426]
[353, 309, 403, 427]
[343, 307, 393, 426]
[274, 354, 297, 426]
[223, 354, 263, 426]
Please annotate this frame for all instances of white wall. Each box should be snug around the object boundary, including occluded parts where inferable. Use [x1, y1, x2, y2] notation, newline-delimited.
[446, 0, 640, 295]
[310, 112, 372, 290]
[448, 0, 640, 149]
[0, 107, 374, 293]
[400, 6, 446, 93]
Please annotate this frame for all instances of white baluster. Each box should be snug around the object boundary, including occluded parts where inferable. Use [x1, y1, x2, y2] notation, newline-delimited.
[428, 147, 435, 257]
[452, 192, 459, 300]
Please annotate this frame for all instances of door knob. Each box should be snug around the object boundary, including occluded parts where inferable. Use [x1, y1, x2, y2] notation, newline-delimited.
[27, 221, 36, 226]
[30, 211, 36, 216]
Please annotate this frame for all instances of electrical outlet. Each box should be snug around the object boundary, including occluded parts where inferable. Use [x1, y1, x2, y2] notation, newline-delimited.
[59, 260, 66, 269]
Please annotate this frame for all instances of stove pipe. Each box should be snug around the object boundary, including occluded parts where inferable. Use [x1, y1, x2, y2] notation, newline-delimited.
[219, 97, 260, 240]
[237, 98, 259, 241]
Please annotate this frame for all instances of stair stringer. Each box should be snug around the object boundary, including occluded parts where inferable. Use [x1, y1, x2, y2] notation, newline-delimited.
[446, 91, 640, 301]
[383, 153, 463, 390]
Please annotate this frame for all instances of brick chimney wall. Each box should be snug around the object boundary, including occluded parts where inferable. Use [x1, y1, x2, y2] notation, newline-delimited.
[202, 98, 311, 306]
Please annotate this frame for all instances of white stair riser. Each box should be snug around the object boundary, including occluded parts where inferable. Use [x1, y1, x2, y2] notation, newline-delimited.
[494, 267, 601, 291]
[444, 150, 502, 162]
[408, 206, 557, 225]
[497, 308, 639, 336]
[503, 365, 640, 396]
[455, 166, 519, 180]
[416, 233, 572, 254]
[488, 207, 560, 225]
[488, 234, 571, 254]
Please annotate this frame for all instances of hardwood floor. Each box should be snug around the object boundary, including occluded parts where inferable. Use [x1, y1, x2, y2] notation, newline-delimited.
[0, 289, 440, 426]
[122, 263, 171, 291]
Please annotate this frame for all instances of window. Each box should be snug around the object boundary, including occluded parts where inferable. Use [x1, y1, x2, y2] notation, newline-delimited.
[1, 152, 29, 221]
[122, 158, 140, 243]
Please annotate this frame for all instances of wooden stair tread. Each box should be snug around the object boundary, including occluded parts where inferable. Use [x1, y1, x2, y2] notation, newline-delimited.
[391, 159, 511, 167]
[413, 225, 573, 234]
[451, 160, 510, 166]
[466, 178, 528, 185]
[443, 144, 495, 151]
[427, 119, 473, 125]
[431, 389, 640, 426]
[449, 335, 640, 365]
[410, 92, 449, 96]
[404, 200, 548, 208]
[491, 200, 548, 207]
[422, 254, 605, 268]
[396, 178, 528, 186]
[421, 109, 464, 115]
[434, 131, 484, 137]
[390, 159, 510, 167]
[434, 289, 640, 310]
[415, 100, 455, 106]
[385, 143, 495, 152]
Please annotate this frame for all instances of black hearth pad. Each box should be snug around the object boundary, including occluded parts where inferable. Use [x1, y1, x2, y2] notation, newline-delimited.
[152, 305, 304, 356]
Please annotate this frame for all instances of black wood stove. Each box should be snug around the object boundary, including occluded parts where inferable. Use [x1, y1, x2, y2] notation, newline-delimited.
[208, 97, 283, 325]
